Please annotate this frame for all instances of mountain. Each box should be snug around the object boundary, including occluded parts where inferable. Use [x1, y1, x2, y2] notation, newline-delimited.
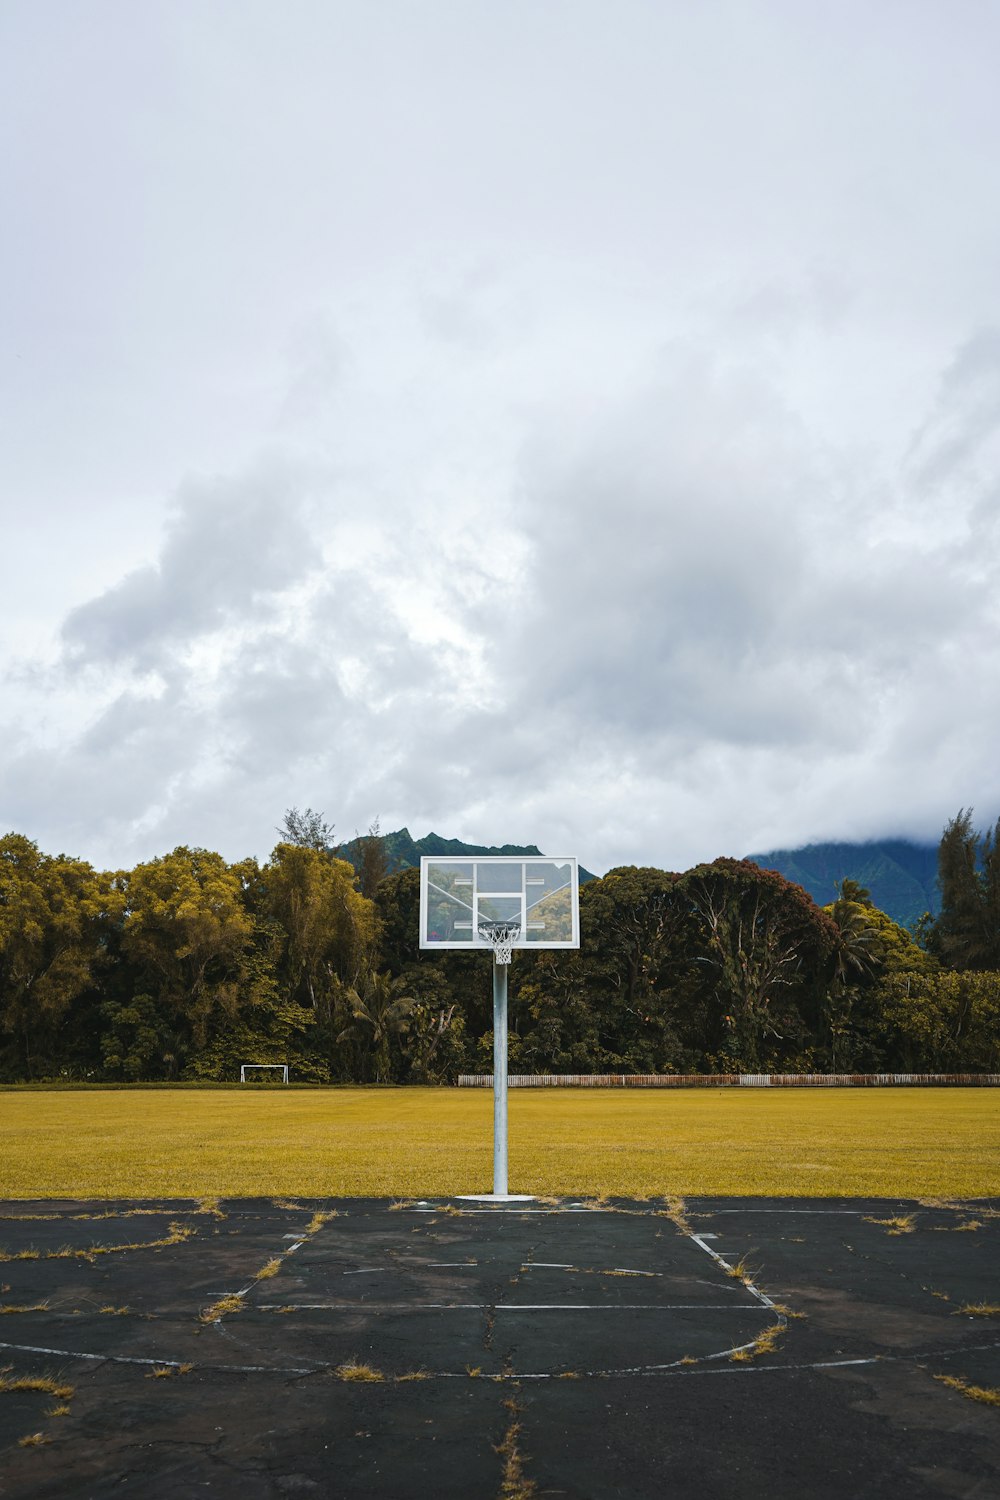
[341, 827, 597, 884]
[745, 839, 939, 930]
[340, 828, 937, 927]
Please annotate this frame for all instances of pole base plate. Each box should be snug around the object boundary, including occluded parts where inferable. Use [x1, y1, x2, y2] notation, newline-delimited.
[456, 1194, 536, 1203]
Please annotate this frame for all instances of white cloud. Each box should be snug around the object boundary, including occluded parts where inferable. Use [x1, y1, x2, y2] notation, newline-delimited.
[3, 2, 1000, 873]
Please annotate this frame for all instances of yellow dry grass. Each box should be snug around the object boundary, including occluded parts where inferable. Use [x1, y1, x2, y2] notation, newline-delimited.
[0, 1223, 191, 1263]
[0, 1370, 74, 1399]
[934, 1374, 1000, 1408]
[730, 1321, 785, 1362]
[863, 1214, 917, 1234]
[334, 1360, 384, 1382]
[200, 1293, 243, 1323]
[0, 1087, 997, 1199]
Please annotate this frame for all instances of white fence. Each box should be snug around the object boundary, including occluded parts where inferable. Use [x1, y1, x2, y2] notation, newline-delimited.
[456, 1072, 1000, 1088]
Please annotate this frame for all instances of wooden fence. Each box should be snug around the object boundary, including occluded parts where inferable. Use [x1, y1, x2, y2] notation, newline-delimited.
[456, 1072, 1000, 1088]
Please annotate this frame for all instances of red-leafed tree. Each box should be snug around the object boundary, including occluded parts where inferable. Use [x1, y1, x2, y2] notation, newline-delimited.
[677, 858, 839, 1070]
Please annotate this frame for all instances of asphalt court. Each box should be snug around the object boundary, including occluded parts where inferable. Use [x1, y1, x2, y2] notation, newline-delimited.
[1, 1197, 998, 1498]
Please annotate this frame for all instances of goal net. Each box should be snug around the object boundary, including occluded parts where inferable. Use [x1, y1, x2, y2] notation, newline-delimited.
[239, 1064, 289, 1084]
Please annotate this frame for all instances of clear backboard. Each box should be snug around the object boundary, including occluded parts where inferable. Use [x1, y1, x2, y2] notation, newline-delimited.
[419, 856, 580, 951]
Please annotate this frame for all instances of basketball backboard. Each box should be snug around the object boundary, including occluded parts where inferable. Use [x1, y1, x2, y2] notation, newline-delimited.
[419, 855, 580, 951]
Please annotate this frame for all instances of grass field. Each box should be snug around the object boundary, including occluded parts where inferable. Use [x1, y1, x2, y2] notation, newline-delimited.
[1, 1087, 998, 1199]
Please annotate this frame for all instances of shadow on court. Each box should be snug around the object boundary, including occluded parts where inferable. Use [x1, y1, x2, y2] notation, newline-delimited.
[1, 1196, 998, 1498]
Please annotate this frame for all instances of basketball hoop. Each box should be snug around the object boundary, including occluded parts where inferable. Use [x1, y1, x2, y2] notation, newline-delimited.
[419, 855, 579, 1199]
[478, 920, 521, 967]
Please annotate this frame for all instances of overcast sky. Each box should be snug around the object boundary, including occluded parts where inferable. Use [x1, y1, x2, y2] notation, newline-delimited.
[3, 0, 1000, 876]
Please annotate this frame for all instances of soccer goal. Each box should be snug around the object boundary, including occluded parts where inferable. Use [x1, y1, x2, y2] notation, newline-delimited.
[239, 1064, 289, 1084]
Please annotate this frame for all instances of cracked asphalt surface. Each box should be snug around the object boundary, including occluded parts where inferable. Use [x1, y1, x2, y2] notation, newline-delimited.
[0, 1196, 998, 1498]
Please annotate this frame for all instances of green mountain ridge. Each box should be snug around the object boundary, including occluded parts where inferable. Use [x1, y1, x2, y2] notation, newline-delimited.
[341, 828, 938, 929]
[746, 839, 940, 930]
[341, 827, 597, 884]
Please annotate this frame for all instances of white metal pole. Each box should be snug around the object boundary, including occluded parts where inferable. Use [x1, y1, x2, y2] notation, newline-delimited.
[493, 955, 508, 1197]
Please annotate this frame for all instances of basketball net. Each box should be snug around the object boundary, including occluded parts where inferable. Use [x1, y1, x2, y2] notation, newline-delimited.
[478, 921, 521, 967]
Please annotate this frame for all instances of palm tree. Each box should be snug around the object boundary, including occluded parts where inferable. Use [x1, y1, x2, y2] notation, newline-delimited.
[335, 970, 414, 1082]
[825, 882, 879, 1069]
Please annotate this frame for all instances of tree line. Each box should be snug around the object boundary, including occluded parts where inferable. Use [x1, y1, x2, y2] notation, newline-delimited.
[1, 809, 998, 1084]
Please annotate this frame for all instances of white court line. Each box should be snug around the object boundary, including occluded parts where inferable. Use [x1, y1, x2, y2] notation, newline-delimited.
[612, 1336, 1000, 1378]
[209, 1236, 307, 1317]
[680, 1228, 783, 1362]
[5, 1334, 994, 1384]
[257, 1302, 761, 1312]
[501, 1303, 752, 1311]
[337, 1262, 480, 1274]
[259, 1302, 486, 1311]
[410, 1208, 598, 1215]
[520, 1265, 659, 1276]
[688, 1233, 778, 1312]
[0, 1338, 315, 1376]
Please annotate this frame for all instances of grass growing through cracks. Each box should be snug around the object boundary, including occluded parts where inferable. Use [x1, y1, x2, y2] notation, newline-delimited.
[863, 1214, 917, 1235]
[0, 1223, 193, 1264]
[200, 1294, 243, 1323]
[200, 1206, 336, 1322]
[0, 1370, 74, 1399]
[497, 1387, 536, 1499]
[730, 1323, 785, 1362]
[935, 1374, 1000, 1408]
[1, 1087, 998, 1198]
[335, 1360, 384, 1382]
[2, 1366, 75, 1451]
[726, 1252, 759, 1286]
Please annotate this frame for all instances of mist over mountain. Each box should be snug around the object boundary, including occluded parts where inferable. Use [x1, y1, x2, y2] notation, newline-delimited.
[746, 840, 940, 930]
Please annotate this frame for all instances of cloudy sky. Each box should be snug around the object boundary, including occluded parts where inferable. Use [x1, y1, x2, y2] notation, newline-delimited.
[3, 0, 1000, 876]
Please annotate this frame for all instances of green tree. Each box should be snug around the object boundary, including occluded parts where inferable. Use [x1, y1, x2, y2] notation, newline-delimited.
[374, 867, 421, 973]
[679, 859, 839, 1071]
[875, 970, 1000, 1071]
[264, 843, 378, 1015]
[333, 969, 414, 1082]
[262, 842, 379, 1083]
[0, 834, 121, 1079]
[116, 847, 270, 1076]
[184, 992, 329, 1082]
[515, 867, 695, 1075]
[99, 994, 175, 1081]
[822, 885, 936, 1071]
[932, 809, 1000, 970]
[373, 869, 476, 1080]
[277, 806, 339, 855]
[352, 818, 391, 899]
[828, 882, 880, 982]
[400, 991, 468, 1081]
